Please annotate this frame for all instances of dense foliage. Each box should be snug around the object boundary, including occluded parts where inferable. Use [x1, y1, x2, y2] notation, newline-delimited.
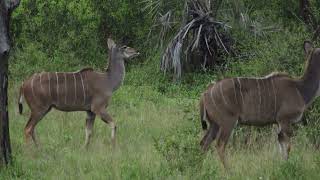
[10, 0, 154, 78]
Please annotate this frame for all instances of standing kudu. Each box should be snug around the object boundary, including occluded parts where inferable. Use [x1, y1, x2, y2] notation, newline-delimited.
[200, 41, 320, 168]
[18, 38, 139, 147]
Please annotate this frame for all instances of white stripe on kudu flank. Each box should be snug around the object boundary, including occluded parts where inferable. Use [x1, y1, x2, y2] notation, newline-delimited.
[64, 73, 67, 105]
[220, 82, 228, 106]
[56, 72, 59, 103]
[232, 79, 238, 105]
[80, 73, 86, 105]
[31, 74, 36, 99]
[210, 86, 216, 106]
[48, 73, 51, 99]
[210, 85, 221, 114]
[39, 72, 43, 92]
[73, 73, 77, 105]
[237, 78, 244, 106]
[271, 79, 277, 115]
[256, 79, 261, 115]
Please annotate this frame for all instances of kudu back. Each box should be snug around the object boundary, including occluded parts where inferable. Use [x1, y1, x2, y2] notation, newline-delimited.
[18, 38, 139, 147]
[200, 41, 320, 168]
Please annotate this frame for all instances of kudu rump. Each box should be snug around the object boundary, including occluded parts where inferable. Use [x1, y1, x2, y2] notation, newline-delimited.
[18, 39, 139, 147]
[200, 41, 320, 168]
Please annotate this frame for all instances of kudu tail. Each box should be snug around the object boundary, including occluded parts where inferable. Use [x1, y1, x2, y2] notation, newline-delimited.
[200, 94, 208, 130]
[18, 84, 24, 114]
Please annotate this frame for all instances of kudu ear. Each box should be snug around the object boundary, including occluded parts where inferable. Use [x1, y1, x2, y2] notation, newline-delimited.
[304, 41, 313, 55]
[8, 0, 20, 12]
[107, 38, 116, 49]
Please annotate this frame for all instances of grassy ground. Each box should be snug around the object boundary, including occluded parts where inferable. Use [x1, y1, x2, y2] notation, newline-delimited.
[3, 1, 320, 178]
[1, 69, 319, 179]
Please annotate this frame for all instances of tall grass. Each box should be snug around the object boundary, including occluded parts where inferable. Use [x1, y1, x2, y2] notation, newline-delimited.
[1, 61, 319, 179]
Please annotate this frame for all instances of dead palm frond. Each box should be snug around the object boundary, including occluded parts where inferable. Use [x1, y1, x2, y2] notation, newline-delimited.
[161, 0, 233, 80]
[141, 0, 185, 48]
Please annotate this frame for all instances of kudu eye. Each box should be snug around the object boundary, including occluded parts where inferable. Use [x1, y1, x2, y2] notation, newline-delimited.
[119, 46, 127, 50]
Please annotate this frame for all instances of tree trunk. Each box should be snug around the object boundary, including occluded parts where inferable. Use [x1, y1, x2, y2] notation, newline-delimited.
[299, 0, 316, 30]
[0, 58, 11, 167]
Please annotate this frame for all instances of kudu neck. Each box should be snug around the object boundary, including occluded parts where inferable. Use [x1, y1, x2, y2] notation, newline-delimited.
[298, 51, 320, 105]
[106, 51, 125, 92]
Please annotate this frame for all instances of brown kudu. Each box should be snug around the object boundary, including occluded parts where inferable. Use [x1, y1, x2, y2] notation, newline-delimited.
[18, 38, 139, 148]
[199, 41, 320, 168]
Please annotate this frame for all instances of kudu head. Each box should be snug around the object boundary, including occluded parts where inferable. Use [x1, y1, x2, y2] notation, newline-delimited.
[304, 41, 320, 61]
[303, 41, 320, 75]
[107, 38, 140, 61]
[0, 0, 20, 59]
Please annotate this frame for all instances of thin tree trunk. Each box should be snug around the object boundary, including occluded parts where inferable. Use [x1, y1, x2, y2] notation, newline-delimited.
[0, 58, 11, 167]
[299, 0, 316, 30]
[0, 0, 20, 168]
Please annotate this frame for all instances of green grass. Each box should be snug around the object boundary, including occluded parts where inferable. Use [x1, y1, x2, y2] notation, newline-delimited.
[1, 70, 319, 179]
[3, 27, 320, 179]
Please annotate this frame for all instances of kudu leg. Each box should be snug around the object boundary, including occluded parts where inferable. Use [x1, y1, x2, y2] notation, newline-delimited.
[200, 122, 220, 151]
[84, 111, 96, 148]
[215, 124, 234, 169]
[25, 110, 48, 146]
[200, 129, 211, 148]
[96, 111, 116, 147]
[277, 122, 293, 160]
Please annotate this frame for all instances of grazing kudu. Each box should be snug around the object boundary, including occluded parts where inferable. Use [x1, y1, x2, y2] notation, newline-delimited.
[199, 41, 320, 168]
[18, 38, 139, 147]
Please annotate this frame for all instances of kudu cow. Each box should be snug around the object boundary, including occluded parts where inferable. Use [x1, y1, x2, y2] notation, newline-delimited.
[200, 41, 320, 168]
[18, 38, 139, 147]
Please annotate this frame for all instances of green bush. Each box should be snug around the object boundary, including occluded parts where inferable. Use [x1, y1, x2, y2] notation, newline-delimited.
[12, 0, 104, 66]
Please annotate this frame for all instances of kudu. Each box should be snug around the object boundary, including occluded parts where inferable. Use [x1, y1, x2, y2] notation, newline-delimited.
[18, 38, 139, 147]
[199, 41, 320, 168]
